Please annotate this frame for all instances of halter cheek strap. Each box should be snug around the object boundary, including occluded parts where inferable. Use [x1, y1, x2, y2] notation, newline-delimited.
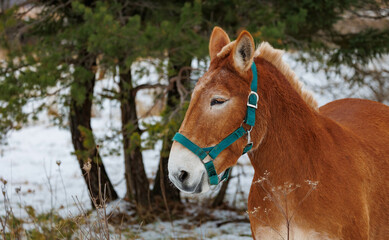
[173, 61, 259, 185]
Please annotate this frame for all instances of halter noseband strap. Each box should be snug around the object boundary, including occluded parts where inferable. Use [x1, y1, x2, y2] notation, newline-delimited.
[172, 61, 259, 185]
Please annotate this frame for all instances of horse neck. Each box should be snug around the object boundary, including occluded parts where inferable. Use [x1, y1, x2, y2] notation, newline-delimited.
[249, 58, 324, 183]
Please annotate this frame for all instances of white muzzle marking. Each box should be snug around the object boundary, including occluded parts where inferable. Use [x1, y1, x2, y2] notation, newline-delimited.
[167, 142, 210, 194]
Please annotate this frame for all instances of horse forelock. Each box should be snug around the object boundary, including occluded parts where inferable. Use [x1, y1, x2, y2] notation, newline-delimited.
[216, 40, 236, 59]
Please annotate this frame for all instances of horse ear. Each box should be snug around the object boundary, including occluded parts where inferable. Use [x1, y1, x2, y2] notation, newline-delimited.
[209, 27, 230, 61]
[232, 30, 255, 72]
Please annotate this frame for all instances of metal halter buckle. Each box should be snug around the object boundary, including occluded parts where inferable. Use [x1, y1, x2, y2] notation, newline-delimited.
[247, 91, 259, 109]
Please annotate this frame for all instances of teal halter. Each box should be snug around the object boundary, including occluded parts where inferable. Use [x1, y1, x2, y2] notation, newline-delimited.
[173, 62, 259, 185]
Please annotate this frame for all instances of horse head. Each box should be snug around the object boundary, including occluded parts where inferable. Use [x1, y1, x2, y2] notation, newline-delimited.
[168, 27, 267, 194]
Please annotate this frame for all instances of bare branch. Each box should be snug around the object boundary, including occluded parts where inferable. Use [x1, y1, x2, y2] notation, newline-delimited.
[133, 83, 167, 94]
[349, 9, 389, 20]
[14, 0, 72, 42]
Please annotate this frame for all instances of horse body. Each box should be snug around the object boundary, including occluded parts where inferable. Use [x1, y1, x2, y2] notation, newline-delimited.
[167, 27, 389, 239]
[248, 58, 389, 239]
[320, 99, 389, 239]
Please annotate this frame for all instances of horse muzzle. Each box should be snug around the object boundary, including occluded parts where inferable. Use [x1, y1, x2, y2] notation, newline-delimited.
[169, 170, 206, 194]
[167, 143, 211, 194]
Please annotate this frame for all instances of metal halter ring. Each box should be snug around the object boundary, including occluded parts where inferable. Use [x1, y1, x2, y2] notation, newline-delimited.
[240, 122, 254, 132]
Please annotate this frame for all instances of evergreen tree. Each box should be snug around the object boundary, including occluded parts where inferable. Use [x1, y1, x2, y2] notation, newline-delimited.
[0, 0, 119, 205]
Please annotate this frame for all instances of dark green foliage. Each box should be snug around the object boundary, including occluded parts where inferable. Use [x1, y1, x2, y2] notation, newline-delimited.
[329, 29, 389, 65]
[144, 99, 189, 156]
[202, 0, 388, 66]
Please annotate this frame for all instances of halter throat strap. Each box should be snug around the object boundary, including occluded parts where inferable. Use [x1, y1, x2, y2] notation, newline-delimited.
[173, 61, 259, 185]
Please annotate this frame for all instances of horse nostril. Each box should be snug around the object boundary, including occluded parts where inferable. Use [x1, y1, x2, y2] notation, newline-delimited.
[178, 170, 189, 183]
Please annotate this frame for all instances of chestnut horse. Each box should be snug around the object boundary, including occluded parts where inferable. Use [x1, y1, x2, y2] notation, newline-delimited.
[168, 27, 389, 239]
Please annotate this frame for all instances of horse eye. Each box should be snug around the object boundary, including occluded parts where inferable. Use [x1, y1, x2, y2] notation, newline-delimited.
[210, 98, 226, 106]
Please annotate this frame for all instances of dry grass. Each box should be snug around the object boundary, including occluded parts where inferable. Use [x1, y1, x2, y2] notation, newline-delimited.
[247, 171, 318, 240]
[0, 162, 254, 240]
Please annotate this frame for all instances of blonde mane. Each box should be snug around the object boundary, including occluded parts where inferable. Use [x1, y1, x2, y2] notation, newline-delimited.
[217, 41, 319, 111]
[255, 42, 318, 111]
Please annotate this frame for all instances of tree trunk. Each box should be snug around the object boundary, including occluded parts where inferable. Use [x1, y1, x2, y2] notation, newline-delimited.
[119, 67, 151, 214]
[69, 64, 118, 207]
[152, 59, 192, 205]
[152, 135, 181, 203]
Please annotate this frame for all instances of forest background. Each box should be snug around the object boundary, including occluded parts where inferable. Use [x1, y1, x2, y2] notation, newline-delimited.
[0, 0, 388, 239]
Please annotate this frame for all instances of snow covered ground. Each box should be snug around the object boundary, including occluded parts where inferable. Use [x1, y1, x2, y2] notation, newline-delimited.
[0, 53, 384, 238]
